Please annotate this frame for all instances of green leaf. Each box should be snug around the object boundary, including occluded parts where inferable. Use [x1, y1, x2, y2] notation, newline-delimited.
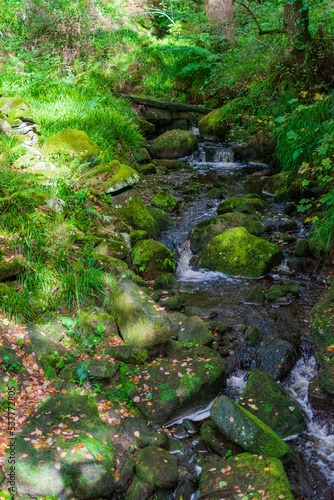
[77, 362, 88, 385]
[96, 323, 106, 334]
[219, 481, 227, 487]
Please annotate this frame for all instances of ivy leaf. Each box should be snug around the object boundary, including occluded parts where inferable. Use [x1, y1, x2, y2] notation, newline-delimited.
[219, 481, 227, 487]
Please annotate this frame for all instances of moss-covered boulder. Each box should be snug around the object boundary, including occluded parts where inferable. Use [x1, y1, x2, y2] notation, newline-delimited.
[132, 240, 175, 278]
[198, 108, 231, 141]
[120, 345, 225, 425]
[147, 206, 175, 231]
[257, 341, 298, 381]
[0, 97, 33, 121]
[176, 315, 213, 346]
[106, 345, 148, 365]
[239, 369, 306, 439]
[198, 227, 283, 278]
[153, 273, 178, 290]
[136, 447, 178, 489]
[44, 129, 100, 164]
[210, 395, 292, 461]
[150, 130, 198, 159]
[152, 190, 178, 212]
[0, 257, 25, 281]
[5, 394, 115, 498]
[85, 161, 140, 194]
[217, 196, 268, 215]
[263, 171, 295, 196]
[123, 196, 159, 237]
[94, 239, 128, 260]
[111, 279, 171, 348]
[137, 163, 156, 175]
[199, 453, 294, 500]
[76, 309, 118, 338]
[189, 212, 266, 253]
[59, 358, 119, 382]
[245, 284, 265, 304]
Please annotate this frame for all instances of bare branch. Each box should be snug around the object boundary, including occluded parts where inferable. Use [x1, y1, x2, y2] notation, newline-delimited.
[235, 0, 286, 36]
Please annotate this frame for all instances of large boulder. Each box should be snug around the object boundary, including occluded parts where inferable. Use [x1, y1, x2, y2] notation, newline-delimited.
[210, 395, 292, 461]
[132, 239, 175, 278]
[150, 129, 198, 159]
[94, 240, 128, 260]
[239, 369, 306, 439]
[217, 196, 268, 215]
[189, 212, 266, 253]
[135, 447, 178, 489]
[123, 196, 159, 237]
[121, 345, 226, 425]
[198, 107, 230, 141]
[151, 190, 178, 212]
[84, 161, 140, 194]
[44, 129, 100, 164]
[111, 279, 171, 348]
[199, 453, 294, 500]
[257, 341, 299, 380]
[5, 394, 115, 498]
[198, 227, 283, 278]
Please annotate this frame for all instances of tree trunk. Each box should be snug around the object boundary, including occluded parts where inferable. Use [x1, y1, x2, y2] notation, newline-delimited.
[206, 0, 234, 37]
[283, 0, 311, 47]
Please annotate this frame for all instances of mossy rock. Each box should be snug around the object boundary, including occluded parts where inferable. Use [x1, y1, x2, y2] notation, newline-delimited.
[217, 197, 268, 215]
[263, 171, 295, 196]
[111, 279, 171, 348]
[85, 161, 140, 194]
[132, 239, 175, 278]
[295, 238, 312, 257]
[5, 394, 115, 498]
[136, 447, 178, 489]
[198, 227, 283, 278]
[121, 416, 167, 448]
[189, 212, 266, 253]
[210, 395, 292, 461]
[239, 369, 306, 439]
[76, 309, 118, 337]
[120, 345, 225, 425]
[0, 97, 32, 121]
[130, 230, 148, 247]
[159, 294, 185, 312]
[123, 196, 159, 237]
[199, 453, 294, 500]
[245, 284, 265, 304]
[153, 273, 178, 290]
[0, 257, 25, 281]
[137, 163, 156, 175]
[147, 206, 175, 231]
[152, 190, 178, 213]
[244, 325, 262, 345]
[176, 316, 213, 346]
[198, 107, 231, 141]
[60, 358, 119, 381]
[200, 420, 238, 457]
[150, 129, 198, 159]
[0, 346, 27, 374]
[92, 254, 129, 274]
[135, 147, 151, 163]
[44, 129, 100, 165]
[265, 285, 287, 301]
[106, 345, 148, 365]
[257, 341, 298, 381]
[94, 240, 128, 260]
[152, 159, 187, 171]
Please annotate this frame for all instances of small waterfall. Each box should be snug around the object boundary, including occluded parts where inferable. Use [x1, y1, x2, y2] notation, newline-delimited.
[283, 356, 334, 483]
[212, 148, 234, 163]
[176, 240, 193, 277]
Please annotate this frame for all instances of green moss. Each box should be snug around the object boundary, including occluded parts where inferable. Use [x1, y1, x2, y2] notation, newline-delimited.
[0, 257, 25, 281]
[198, 107, 231, 140]
[150, 129, 198, 159]
[217, 197, 268, 215]
[239, 369, 306, 438]
[152, 190, 178, 212]
[103, 163, 140, 194]
[147, 206, 175, 231]
[130, 230, 147, 247]
[132, 239, 175, 278]
[123, 196, 159, 237]
[136, 447, 178, 489]
[211, 395, 292, 461]
[94, 240, 128, 260]
[190, 212, 265, 253]
[44, 129, 100, 164]
[0, 97, 31, 118]
[199, 453, 294, 500]
[199, 227, 283, 277]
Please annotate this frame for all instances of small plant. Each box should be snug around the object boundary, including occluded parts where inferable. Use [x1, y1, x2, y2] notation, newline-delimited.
[77, 362, 88, 385]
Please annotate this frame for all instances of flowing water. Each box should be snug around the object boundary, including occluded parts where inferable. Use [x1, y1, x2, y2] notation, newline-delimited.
[157, 140, 334, 499]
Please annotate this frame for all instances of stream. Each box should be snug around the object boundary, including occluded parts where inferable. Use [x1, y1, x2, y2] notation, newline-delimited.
[156, 140, 334, 499]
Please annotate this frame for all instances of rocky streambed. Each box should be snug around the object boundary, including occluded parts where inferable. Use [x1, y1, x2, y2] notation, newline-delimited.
[1, 111, 334, 500]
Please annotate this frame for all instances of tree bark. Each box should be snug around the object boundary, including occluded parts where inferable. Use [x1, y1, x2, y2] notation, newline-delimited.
[206, 0, 234, 37]
[283, 0, 311, 48]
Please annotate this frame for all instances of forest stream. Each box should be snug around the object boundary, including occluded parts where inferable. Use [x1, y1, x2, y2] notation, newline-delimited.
[151, 137, 334, 500]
